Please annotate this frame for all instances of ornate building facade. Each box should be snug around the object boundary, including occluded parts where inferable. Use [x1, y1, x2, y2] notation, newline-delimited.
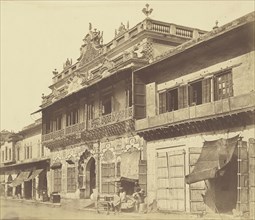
[37, 5, 206, 200]
[135, 11, 254, 216]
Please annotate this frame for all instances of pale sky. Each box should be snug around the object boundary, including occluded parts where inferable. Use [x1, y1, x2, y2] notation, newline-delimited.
[1, 0, 254, 132]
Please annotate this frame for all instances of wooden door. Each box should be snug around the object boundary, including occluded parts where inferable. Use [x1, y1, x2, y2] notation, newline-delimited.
[156, 149, 186, 211]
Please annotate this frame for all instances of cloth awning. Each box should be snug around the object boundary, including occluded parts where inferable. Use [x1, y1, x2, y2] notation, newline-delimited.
[25, 169, 44, 182]
[50, 162, 62, 169]
[66, 159, 75, 164]
[185, 135, 239, 184]
[120, 150, 140, 180]
[120, 177, 138, 183]
[10, 171, 31, 187]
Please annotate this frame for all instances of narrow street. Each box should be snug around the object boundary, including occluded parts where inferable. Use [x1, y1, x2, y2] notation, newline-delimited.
[0, 199, 238, 220]
[0, 199, 180, 220]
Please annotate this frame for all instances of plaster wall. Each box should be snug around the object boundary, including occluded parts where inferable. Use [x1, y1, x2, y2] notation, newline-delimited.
[157, 51, 255, 95]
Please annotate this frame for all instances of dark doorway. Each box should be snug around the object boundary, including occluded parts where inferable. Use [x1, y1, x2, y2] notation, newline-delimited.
[24, 180, 32, 199]
[189, 81, 202, 106]
[38, 170, 48, 199]
[15, 185, 21, 198]
[7, 175, 13, 197]
[86, 157, 96, 198]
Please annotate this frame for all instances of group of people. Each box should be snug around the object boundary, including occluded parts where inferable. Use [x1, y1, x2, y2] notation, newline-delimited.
[110, 187, 146, 213]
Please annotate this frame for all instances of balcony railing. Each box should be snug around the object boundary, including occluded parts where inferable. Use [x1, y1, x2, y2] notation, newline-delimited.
[136, 92, 255, 131]
[88, 106, 133, 130]
[42, 129, 65, 142]
[65, 122, 85, 135]
[42, 122, 85, 142]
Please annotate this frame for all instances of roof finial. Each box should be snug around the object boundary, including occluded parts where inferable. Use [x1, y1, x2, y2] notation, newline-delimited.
[213, 20, 219, 30]
[52, 69, 58, 76]
[142, 3, 153, 18]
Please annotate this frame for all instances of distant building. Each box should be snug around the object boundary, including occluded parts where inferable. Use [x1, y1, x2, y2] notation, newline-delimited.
[36, 5, 206, 201]
[135, 12, 254, 216]
[0, 119, 50, 200]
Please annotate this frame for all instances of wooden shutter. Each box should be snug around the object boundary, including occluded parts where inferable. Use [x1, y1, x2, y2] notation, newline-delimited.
[133, 74, 146, 119]
[237, 141, 249, 213]
[188, 84, 193, 106]
[139, 160, 147, 192]
[159, 91, 167, 114]
[189, 148, 206, 212]
[202, 78, 211, 103]
[178, 85, 188, 109]
[227, 71, 233, 97]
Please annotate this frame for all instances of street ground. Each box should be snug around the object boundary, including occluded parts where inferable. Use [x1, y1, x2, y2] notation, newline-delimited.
[0, 198, 244, 220]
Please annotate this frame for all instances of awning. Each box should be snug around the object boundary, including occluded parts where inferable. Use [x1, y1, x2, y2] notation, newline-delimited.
[50, 162, 62, 169]
[25, 169, 44, 182]
[185, 135, 239, 184]
[120, 150, 140, 180]
[120, 177, 138, 183]
[10, 171, 31, 187]
[66, 159, 75, 164]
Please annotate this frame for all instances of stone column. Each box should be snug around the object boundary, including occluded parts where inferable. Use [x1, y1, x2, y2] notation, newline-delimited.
[4, 175, 8, 197]
[12, 186, 15, 198]
[35, 176, 40, 200]
[62, 162, 67, 195]
[21, 182, 24, 199]
[47, 169, 52, 196]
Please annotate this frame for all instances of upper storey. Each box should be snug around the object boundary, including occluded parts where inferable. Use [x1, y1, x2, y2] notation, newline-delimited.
[40, 4, 207, 110]
[134, 11, 255, 139]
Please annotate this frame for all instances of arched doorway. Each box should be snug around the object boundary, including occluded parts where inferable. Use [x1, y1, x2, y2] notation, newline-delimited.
[85, 157, 96, 198]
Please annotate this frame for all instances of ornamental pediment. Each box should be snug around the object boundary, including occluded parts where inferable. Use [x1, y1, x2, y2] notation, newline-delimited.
[78, 23, 103, 66]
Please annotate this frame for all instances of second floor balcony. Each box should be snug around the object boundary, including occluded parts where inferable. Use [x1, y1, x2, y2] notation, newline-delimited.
[88, 106, 133, 130]
[42, 122, 85, 143]
[136, 92, 255, 133]
[42, 106, 133, 143]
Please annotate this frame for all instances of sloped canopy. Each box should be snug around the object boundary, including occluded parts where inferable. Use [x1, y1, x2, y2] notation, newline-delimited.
[50, 162, 62, 169]
[185, 135, 239, 184]
[10, 171, 31, 187]
[25, 169, 44, 182]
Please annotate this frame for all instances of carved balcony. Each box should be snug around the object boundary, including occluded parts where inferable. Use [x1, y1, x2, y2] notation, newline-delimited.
[42, 121, 86, 143]
[88, 106, 133, 130]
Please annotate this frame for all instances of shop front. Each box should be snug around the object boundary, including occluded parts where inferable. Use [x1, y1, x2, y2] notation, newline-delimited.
[145, 127, 253, 214]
